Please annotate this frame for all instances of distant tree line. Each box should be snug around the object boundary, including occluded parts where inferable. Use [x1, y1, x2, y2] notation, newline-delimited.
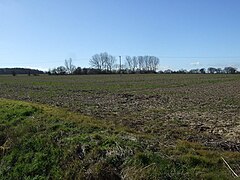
[160, 67, 239, 74]
[49, 52, 160, 75]
[0, 68, 44, 76]
[2, 55, 238, 76]
[48, 52, 239, 75]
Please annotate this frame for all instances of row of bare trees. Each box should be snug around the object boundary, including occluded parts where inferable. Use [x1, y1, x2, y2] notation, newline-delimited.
[125, 56, 159, 72]
[89, 52, 160, 73]
[49, 53, 160, 75]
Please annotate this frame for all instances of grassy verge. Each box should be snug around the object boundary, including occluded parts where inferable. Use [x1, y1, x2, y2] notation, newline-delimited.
[0, 99, 239, 179]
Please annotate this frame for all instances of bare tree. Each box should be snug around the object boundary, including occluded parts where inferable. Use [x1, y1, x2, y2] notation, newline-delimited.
[125, 56, 133, 71]
[90, 52, 116, 72]
[152, 56, 159, 71]
[65, 58, 76, 74]
[107, 55, 116, 71]
[133, 56, 138, 72]
[138, 56, 144, 70]
[100, 52, 109, 71]
[90, 54, 102, 70]
[144, 56, 150, 71]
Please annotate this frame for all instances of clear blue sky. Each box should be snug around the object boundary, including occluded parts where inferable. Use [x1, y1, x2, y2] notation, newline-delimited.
[1, 0, 240, 70]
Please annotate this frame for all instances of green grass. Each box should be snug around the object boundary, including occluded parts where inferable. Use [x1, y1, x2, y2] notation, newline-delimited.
[0, 98, 239, 179]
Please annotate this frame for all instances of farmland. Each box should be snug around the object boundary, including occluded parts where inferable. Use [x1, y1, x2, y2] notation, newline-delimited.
[0, 74, 240, 179]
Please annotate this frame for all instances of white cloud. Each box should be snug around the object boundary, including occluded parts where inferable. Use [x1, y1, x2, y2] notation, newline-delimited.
[190, 61, 200, 66]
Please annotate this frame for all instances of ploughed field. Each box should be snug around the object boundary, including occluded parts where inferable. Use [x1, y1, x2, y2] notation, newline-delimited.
[1, 74, 240, 147]
[0, 74, 240, 179]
